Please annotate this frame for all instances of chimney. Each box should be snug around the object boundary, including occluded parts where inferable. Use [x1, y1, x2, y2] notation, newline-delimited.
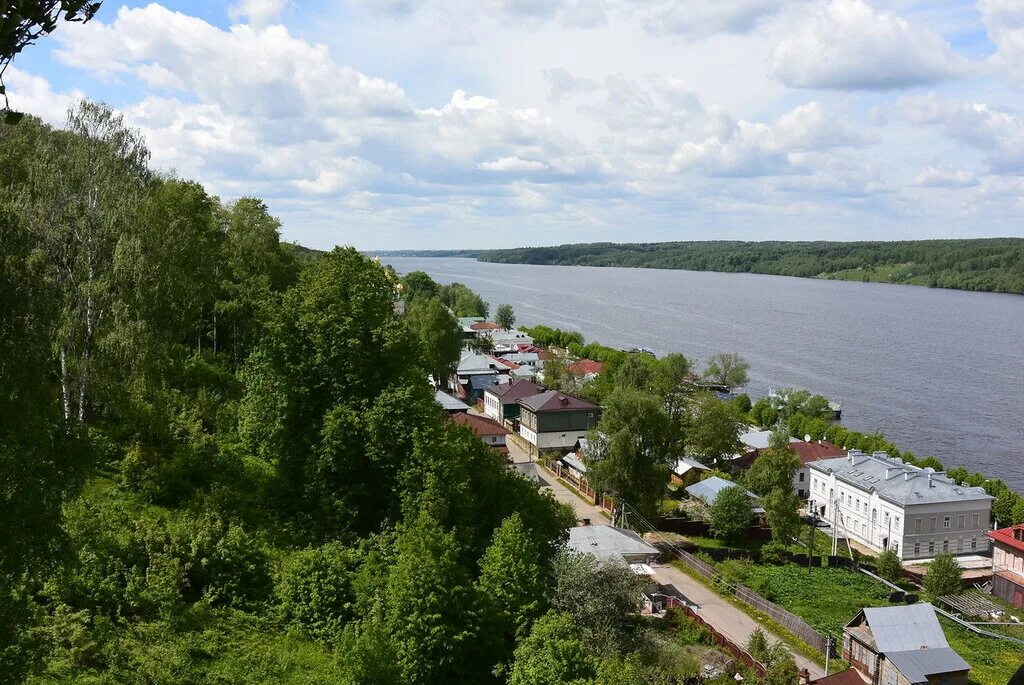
[928, 473, 934, 487]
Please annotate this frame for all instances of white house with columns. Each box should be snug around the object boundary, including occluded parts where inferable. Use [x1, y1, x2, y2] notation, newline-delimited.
[807, 451, 992, 562]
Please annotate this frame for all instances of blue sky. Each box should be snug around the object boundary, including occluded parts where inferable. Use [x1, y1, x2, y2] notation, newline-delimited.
[10, 0, 1024, 249]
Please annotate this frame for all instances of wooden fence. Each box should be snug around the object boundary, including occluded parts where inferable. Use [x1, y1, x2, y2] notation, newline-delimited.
[657, 590, 768, 677]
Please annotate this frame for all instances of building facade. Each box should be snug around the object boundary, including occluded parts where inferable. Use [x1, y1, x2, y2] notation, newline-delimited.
[808, 451, 992, 561]
[482, 378, 545, 425]
[986, 524, 1024, 608]
[518, 390, 601, 452]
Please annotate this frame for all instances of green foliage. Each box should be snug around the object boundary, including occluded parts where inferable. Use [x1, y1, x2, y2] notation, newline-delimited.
[552, 552, 647, 655]
[521, 324, 586, 348]
[440, 281, 488, 317]
[400, 270, 440, 304]
[761, 488, 802, 544]
[876, 548, 903, 583]
[707, 485, 753, 542]
[686, 394, 744, 466]
[495, 303, 516, 330]
[703, 353, 749, 389]
[746, 440, 800, 496]
[508, 611, 597, 685]
[587, 387, 677, 520]
[763, 655, 800, 685]
[479, 238, 1024, 296]
[275, 542, 361, 643]
[405, 296, 462, 388]
[923, 552, 963, 597]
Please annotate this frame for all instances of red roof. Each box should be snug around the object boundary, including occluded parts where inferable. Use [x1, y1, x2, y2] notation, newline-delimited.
[519, 390, 601, 413]
[470, 321, 500, 331]
[986, 524, 1024, 555]
[516, 343, 543, 354]
[811, 669, 864, 685]
[449, 412, 511, 436]
[488, 355, 520, 370]
[567, 359, 605, 375]
[790, 440, 847, 465]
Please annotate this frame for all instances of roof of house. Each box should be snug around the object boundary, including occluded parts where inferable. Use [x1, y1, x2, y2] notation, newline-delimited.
[851, 604, 970, 682]
[457, 352, 499, 374]
[808, 452, 993, 507]
[790, 440, 847, 465]
[489, 355, 520, 370]
[498, 352, 540, 364]
[489, 328, 534, 343]
[986, 524, 1024, 554]
[562, 453, 587, 474]
[458, 316, 486, 328]
[434, 390, 470, 412]
[567, 359, 605, 375]
[511, 366, 538, 378]
[673, 457, 711, 477]
[519, 390, 601, 413]
[469, 375, 499, 392]
[685, 476, 758, 505]
[811, 669, 864, 685]
[567, 524, 660, 564]
[470, 321, 500, 331]
[487, 378, 545, 402]
[449, 412, 511, 436]
[740, 427, 800, 451]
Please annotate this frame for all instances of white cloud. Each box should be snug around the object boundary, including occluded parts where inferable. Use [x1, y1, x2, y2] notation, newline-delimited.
[542, 67, 599, 103]
[771, 0, 967, 90]
[896, 94, 1024, 174]
[640, 0, 788, 38]
[979, 0, 1024, 89]
[912, 164, 978, 188]
[229, 0, 288, 28]
[3, 68, 84, 125]
[477, 156, 550, 172]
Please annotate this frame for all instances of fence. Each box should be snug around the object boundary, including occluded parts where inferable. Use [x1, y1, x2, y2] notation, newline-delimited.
[657, 589, 769, 677]
[548, 460, 614, 514]
[672, 546, 832, 655]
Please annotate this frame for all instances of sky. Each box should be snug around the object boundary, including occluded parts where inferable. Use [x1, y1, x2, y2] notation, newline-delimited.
[9, 0, 1024, 249]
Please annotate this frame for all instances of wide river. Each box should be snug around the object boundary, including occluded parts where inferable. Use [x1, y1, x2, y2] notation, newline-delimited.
[383, 258, 1024, 492]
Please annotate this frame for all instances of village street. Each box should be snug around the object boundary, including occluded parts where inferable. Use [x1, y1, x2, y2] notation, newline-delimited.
[504, 436, 826, 680]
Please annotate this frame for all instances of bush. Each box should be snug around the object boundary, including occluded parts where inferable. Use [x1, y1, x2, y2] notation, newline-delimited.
[876, 549, 902, 583]
[759, 541, 788, 565]
[923, 552, 963, 597]
[707, 485, 753, 542]
[275, 542, 361, 642]
[718, 558, 753, 584]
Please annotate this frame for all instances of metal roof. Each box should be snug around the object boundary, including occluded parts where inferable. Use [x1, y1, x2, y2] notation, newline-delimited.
[885, 649, 971, 683]
[561, 453, 587, 474]
[673, 457, 710, 477]
[567, 525, 659, 564]
[685, 476, 756, 502]
[469, 375, 499, 391]
[853, 603, 972, 681]
[434, 390, 469, 412]
[809, 452, 992, 506]
[519, 390, 601, 413]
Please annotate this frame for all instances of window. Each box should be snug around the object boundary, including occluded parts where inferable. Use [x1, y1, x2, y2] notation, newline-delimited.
[942, 540, 948, 551]
[958, 514, 966, 528]
[892, 543, 899, 554]
[943, 516, 950, 529]
[895, 516, 901, 529]
[914, 542, 920, 555]
[929, 541, 935, 553]
[971, 538, 977, 550]
[799, 472, 805, 482]
[929, 517, 936, 532]
[915, 518, 923, 533]
[972, 514, 980, 528]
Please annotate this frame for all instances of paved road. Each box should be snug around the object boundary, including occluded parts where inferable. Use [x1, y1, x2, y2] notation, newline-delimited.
[505, 438, 608, 523]
[650, 562, 826, 680]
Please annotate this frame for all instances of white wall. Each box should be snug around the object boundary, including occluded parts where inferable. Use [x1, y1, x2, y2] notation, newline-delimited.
[519, 425, 590, 451]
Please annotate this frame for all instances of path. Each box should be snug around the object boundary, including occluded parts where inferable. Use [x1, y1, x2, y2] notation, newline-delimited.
[651, 562, 826, 680]
[505, 436, 607, 522]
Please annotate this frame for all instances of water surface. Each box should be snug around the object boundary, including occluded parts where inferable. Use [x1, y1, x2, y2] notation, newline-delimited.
[384, 258, 1024, 492]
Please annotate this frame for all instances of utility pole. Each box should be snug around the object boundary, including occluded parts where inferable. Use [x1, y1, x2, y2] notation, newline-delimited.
[824, 635, 832, 676]
[808, 510, 817, 576]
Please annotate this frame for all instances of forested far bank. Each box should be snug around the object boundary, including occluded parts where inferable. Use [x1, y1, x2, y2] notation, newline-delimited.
[476, 239, 1024, 295]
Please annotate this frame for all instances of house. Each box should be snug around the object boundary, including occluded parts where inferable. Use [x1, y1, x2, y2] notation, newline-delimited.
[986, 524, 1024, 607]
[685, 476, 764, 514]
[452, 352, 501, 401]
[488, 328, 535, 351]
[470, 321, 500, 334]
[566, 359, 605, 382]
[517, 390, 602, 453]
[808, 451, 992, 561]
[449, 412, 511, 454]
[496, 351, 541, 368]
[457, 316, 487, 340]
[671, 457, 711, 486]
[842, 604, 970, 685]
[567, 524, 660, 565]
[435, 389, 470, 414]
[739, 435, 847, 498]
[483, 378, 545, 425]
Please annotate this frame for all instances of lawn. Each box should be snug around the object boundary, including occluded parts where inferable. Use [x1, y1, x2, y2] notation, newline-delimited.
[739, 564, 892, 635]
[942, 618, 1024, 685]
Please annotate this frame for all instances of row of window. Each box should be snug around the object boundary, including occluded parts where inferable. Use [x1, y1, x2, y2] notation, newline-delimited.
[913, 513, 981, 533]
[912, 538, 978, 555]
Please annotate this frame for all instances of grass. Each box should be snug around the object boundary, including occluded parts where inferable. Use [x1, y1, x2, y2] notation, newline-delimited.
[941, 618, 1024, 685]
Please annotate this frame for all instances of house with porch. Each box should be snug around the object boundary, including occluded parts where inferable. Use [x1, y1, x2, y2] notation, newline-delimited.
[808, 451, 992, 561]
[517, 390, 601, 453]
[482, 378, 545, 426]
[842, 604, 970, 685]
[986, 524, 1024, 608]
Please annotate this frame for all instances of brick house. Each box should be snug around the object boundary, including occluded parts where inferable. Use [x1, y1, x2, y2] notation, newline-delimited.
[986, 524, 1024, 608]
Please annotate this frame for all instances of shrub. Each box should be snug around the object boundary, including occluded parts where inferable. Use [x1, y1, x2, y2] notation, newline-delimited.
[276, 542, 361, 642]
[707, 485, 753, 542]
[718, 558, 753, 584]
[923, 552, 963, 597]
[759, 541, 788, 565]
[876, 549, 902, 583]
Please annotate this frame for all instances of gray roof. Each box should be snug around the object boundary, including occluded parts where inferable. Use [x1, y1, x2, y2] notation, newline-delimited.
[857, 604, 970, 682]
[673, 457, 711, 477]
[458, 316, 486, 328]
[562, 453, 587, 474]
[809, 451, 992, 507]
[686, 476, 756, 503]
[567, 525, 659, 564]
[469, 375, 499, 391]
[739, 427, 800, 451]
[511, 366, 538, 378]
[434, 390, 469, 412]
[497, 352, 540, 364]
[457, 352, 500, 374]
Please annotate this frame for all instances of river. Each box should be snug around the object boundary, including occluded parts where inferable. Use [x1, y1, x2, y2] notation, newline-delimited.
[383, 257, 1024, 491]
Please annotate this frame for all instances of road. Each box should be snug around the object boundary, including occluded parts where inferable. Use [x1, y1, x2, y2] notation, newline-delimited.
[505, 436, 825, 678]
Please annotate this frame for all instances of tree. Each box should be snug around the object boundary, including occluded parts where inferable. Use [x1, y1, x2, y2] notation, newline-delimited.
[475, 513, 545, 676]
[495, 303, 516, 331]
[0, 2, 103, 118]
[761, 488, 801, 544]
[1013, 497, 1024, 525]
[551, 551, 647, 655]
[275, 542, 361, 643]
[707, 485, 753, 542]
[685, 393, 743, 467]
[400, 270, 439, 304]
[703, 352, 750, 390]
[587, 387, 678, 520]
[406, 297, 462, 389]
[746, 428, 800, 496]
[440, 282, 488, 317]
[508, 611, 596, 685]
[876, 548, 903, 583]
[764, 655, 800, 685]
[923, 551, 963, 597]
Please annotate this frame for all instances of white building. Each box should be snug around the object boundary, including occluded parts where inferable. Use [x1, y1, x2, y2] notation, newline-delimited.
[808, 451, 992, 561]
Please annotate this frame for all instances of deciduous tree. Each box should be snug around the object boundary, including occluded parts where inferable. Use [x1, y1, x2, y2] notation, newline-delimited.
[923, 551, 963, 597]
[406, 296, 462, 389]
[508, 611, 597, 685]
[495, 303, 516, 330]
[703, 352, 750, 389]
[708, 485, 753, 542]
[685, 393, 743, 467]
